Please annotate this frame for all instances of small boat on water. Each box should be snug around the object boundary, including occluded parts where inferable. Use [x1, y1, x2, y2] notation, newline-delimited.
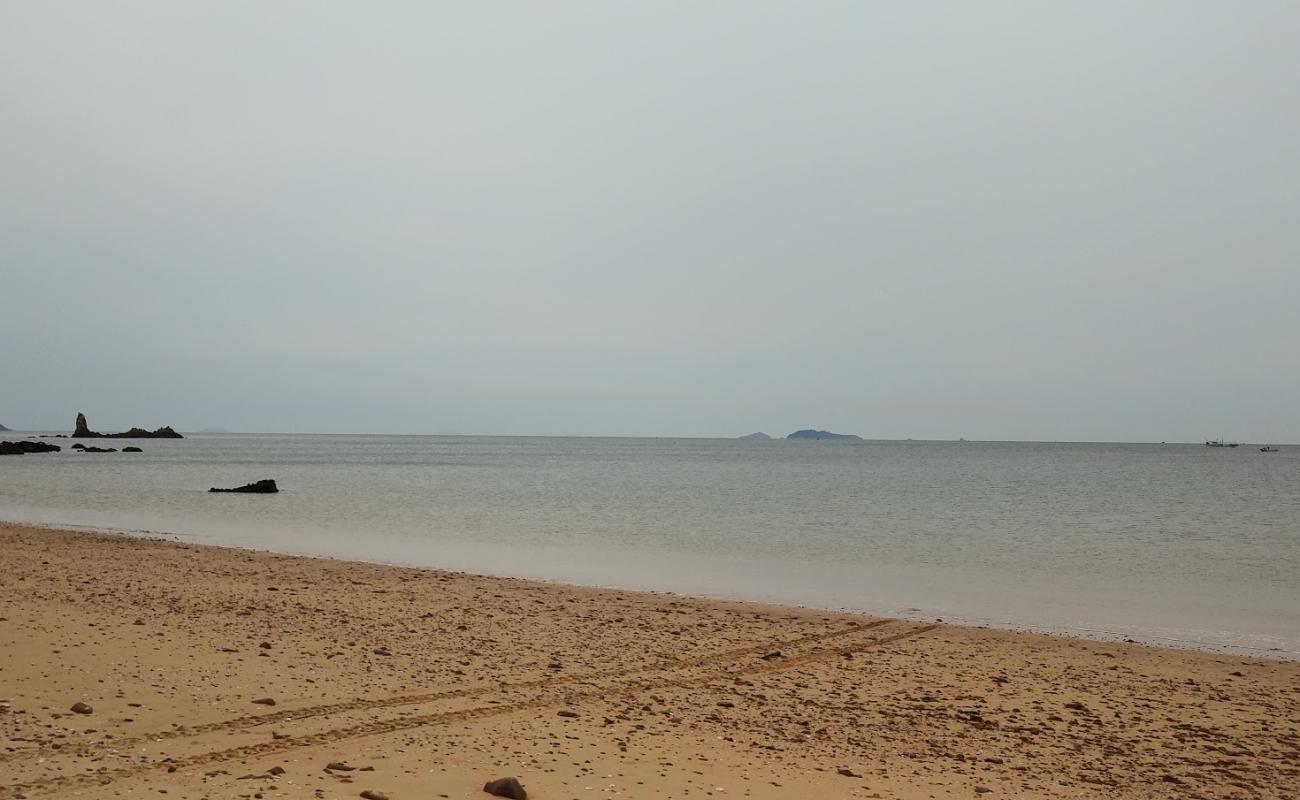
[1205, 439, 1239, 448]
[1260, 446, 1279, 452]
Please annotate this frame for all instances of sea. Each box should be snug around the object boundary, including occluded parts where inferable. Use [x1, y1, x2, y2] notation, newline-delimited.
[2, 434, 1297, 659]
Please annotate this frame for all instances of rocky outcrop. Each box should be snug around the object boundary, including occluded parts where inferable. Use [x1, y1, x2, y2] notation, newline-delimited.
[739, 432, 772, 440]
[115, 426, 181, 438]
[72, 413, 183, 439]
[71, 444, 117, 453]
[0, 440, 61, 455]
[786, 429, 864, 441]
[209, 479, 279, 494]
[122, 446, 143, 452]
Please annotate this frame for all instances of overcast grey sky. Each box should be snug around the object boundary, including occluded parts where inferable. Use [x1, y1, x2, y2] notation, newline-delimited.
[3, 2, 1298, 440]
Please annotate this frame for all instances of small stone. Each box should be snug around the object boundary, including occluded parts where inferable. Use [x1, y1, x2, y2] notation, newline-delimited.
[557, 710, 579, 718]
[272, 731, 290, 740]
[360, 791, 389, 800]
[326, 762, 356, 772]
[372, 647, 392, 656]
[259, 642, 272, 650]
[975, 787, 993, 795]
[483, 776, 527, 799]
[251, 698, 276, 706]
[837, 768, 860, 778]
[268, 766, 286, 775]
[70, 702, 93, 715]
[760, 650, 782, 660]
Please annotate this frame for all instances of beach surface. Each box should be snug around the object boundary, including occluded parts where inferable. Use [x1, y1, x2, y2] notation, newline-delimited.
[1, 523, 1296, 800]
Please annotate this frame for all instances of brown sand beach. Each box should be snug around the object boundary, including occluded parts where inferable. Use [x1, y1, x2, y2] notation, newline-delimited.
[0, 522, 1296, 800]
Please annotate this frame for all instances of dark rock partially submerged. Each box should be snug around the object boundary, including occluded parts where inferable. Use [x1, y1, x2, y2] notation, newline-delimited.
[122, 446, 143, 452]
[72, 412, 183, 439]
[0, 440, 61, 455]
[75, 445, 118, 453]
[210, 479, 279, 494]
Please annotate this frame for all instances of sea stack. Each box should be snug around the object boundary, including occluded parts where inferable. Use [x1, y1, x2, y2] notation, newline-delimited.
[73, 412, 96, 438]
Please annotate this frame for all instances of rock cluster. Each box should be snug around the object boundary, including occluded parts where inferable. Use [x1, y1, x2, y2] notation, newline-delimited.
[72, 412, 183, 439]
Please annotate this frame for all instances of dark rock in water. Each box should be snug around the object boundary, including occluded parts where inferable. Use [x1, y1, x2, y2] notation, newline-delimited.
[122, 446, 143, 452]
[210, 479, 279, 494]
[70, 702, 93, 715]
[786, 429, 863, 441]
[483, 776, 527, 799]
[0, 440, 61, 455]
[72, 412, 183, 439]
[78, 446, 117, 453]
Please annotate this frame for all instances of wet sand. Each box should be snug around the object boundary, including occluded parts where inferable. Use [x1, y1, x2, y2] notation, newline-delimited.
[1, 523, 1297, 799]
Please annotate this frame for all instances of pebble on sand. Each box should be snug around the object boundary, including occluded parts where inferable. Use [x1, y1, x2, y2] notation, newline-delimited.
[360, 791, 389, 800]
[483, 776, 527, 799]
[251, 697, 276, 706]
[70, 702, 93, 715]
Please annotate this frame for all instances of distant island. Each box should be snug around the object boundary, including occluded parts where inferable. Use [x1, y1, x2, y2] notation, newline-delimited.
[0, 422, 10, 432]
[738, 432, 772, 440]
[786, 429, 863, 441]
[72, 412, 183, 439]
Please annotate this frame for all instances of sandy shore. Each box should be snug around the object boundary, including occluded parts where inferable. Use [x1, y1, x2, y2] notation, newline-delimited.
[0, 523, 1296, 799]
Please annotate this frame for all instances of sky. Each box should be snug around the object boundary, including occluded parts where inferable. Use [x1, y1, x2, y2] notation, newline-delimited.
[3, 2, 1298, 440]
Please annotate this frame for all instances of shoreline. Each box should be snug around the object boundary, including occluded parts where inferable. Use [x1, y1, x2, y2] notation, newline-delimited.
[1, 513, 1295, 662]
[2, 521, 1298, 799]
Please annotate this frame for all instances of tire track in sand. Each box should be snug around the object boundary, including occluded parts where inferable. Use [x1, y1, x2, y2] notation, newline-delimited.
[0, 620, 891, 766]
[0, 623, 937, 796]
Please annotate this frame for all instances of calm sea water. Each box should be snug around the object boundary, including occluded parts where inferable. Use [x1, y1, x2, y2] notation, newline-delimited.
[2, 434, 1297, 657]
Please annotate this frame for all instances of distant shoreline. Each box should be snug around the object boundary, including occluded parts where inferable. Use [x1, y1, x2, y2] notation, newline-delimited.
[3, 429, 1293, 445]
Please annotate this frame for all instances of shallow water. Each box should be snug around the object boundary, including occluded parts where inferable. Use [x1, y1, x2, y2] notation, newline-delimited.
[2, 434, 1297, 657]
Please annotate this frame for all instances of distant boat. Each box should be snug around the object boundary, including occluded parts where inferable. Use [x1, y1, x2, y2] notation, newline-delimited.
[1260, 446, 1279, 452]
[1205, 439, 1239, 448]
